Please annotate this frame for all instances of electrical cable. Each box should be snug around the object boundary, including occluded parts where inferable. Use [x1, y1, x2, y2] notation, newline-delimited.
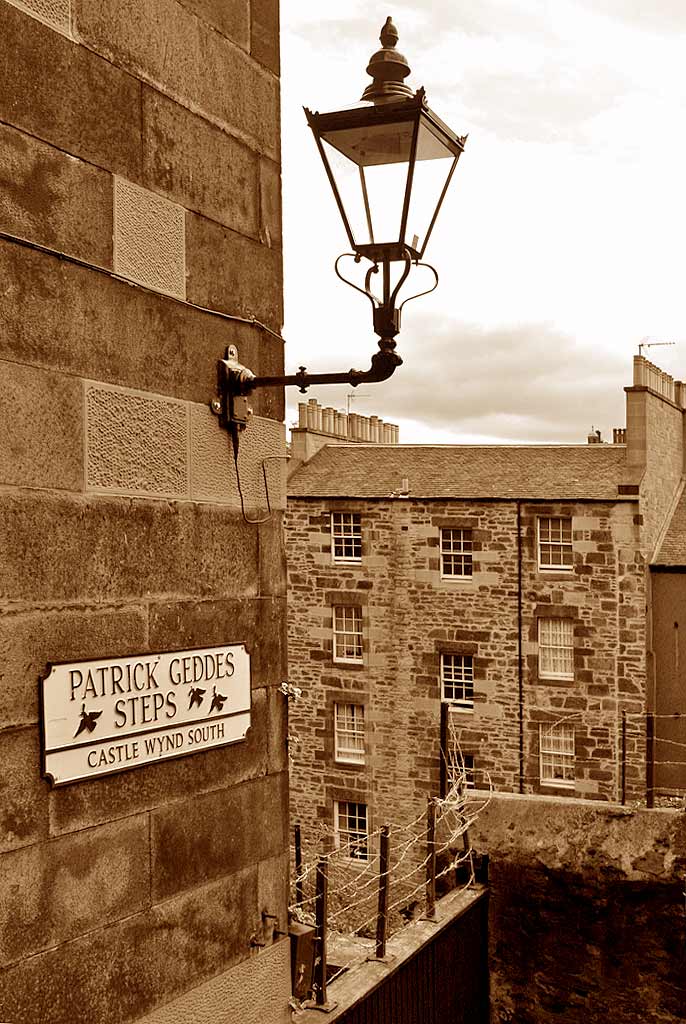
[229, 432, 289, 526]
[0, 228, 286, 342]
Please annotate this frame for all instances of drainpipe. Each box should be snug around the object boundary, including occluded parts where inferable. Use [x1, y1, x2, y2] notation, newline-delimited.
[517, 500, 524, 793]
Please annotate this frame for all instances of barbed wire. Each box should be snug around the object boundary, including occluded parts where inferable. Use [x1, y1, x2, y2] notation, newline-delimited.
[290, 788, 478, 925]
[289, 727, 492, 987]
[289, 805, 436, 913]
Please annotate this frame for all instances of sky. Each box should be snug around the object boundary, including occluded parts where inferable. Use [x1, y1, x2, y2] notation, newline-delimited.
[280, 2, 686, 444]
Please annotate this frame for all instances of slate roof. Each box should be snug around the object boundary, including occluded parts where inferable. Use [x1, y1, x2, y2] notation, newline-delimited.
[654, 486, 686, 565]
[288, 444, 629, 501]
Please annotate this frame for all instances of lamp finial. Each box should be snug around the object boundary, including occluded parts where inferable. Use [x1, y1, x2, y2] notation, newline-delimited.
[361, 17, 415, 105]
[379, 16, 399, 48]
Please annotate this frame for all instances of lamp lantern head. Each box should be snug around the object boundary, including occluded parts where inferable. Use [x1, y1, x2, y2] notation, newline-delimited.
[305, 17, 466, 264]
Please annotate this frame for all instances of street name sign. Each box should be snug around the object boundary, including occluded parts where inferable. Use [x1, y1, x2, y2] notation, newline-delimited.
[41, 644, 251, 785]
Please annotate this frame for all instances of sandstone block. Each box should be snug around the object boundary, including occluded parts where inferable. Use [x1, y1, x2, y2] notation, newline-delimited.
[4, 0, 71, 36]
[149, 596, 287, 688]
[251, 0, 280, 74]
[190, 407, 285, 508]
[73, 0, 279, 160]
[259, 156, 282, 248]
[267, 686, 288, 775]
[0, 869, 258, 1024]
[0, 727, 49, 853]
[0, 605, 147, 729]
[0, 240, 280, 416]
[257, 851, 290, 934]
[114, 177, 186, 299]
[188, 318, 284, 421]
[0, 4, 142, 178]
[0, 492, 258, 604]
[134, 935, 291, 1024]
[151, 771, 287, 900]
[185, 212, 283, 331]
[0, 360, 84, 492]
[49, 689, 270, 836]
[142, 88, 259, 237]
[0, 815, 149, 967]
[176, 0, 250, 50]
[189, 501, 260, 599]
[0, 123, 113, 266]
[259, 515, 288, 598]
[86, 381, 188, 499]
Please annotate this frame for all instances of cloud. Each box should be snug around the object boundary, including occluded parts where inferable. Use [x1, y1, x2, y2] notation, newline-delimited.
[350, 316, 628, 443]
[574, 0, 686, 34]
[283, 4, 629, 147]
[457, 63, 627, 143]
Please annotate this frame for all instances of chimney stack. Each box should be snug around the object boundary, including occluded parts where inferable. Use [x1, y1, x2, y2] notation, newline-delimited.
[290, 399, 400, 466]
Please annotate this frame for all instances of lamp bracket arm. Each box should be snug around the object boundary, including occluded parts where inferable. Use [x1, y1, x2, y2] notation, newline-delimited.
[213, 340, 402, 432]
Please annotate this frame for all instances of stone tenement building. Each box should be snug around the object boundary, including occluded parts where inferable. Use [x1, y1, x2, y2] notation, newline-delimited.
[0, 3, 290, 1024]
[286, 358, 686, 854]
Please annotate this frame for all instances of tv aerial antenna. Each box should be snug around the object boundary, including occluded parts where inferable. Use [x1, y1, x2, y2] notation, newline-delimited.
[346, 390, 371, 414]
[637, 337, 678, 357]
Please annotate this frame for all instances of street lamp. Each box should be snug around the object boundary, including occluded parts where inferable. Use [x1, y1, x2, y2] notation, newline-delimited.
[215, 17, 466, 436]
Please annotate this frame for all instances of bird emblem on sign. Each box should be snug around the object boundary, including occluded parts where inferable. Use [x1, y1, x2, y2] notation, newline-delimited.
[188, 686, 206, 710]
[209, 686, 227, 713]
[74, 703, 102, 738]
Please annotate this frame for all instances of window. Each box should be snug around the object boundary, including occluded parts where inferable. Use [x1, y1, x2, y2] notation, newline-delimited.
[334, 703, 365, 763]
[538, 618, 574, 680]
[446, 751, 475, 793]
[333, 606, 363, 663]
[334, 800, 369, 860]
[441, 654, 474, 707]
[440, 528, 473, 578]
[538, 516, 573, 570]
[331, 512, 362, 562]
[540, 723, 575, 787]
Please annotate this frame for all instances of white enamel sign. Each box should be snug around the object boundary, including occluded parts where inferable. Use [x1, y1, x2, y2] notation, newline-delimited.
[41, 644, 251, 785]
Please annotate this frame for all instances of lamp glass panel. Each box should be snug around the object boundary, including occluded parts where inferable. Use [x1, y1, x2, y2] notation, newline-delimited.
[404, 121, 457, 255]
[321, 119, 414, 247]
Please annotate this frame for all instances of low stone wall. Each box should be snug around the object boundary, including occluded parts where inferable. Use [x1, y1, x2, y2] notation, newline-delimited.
[470, 793, 686, 1024]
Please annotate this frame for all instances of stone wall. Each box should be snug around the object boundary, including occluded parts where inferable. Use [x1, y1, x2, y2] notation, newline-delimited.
[0, 2, 290, 1022]
[470, 793, 686, 1024]
[286, 494, 647, 868]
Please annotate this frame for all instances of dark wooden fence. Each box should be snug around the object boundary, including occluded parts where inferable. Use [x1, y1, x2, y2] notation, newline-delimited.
[333, 889, 489, 1024]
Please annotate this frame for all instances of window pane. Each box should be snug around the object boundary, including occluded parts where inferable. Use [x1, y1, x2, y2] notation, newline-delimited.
[333, 606, 363, 662]
[539, 618, 574, 679]
[335, 800, 369, 860]
[335, 702, 365, 763]
[332, 512, 362, 562]
[447, 752, 475, 792]
[440, 528, 473, 578]
[538, 517, 572, 569]
[540, 723, 575, 785]
[441, 653, 474, 704]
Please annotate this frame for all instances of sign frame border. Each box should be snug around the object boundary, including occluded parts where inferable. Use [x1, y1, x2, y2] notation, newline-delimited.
[39, 641, 254, 788]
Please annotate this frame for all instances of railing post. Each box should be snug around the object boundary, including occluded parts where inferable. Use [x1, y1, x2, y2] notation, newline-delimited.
[375, 825, 391, 958]
[425, 798, 437, 921]
[295, 823, 304, 907]
[440, 702, 448, 798]
[311, 856, 338, 1011]
[646, 711, 655, 808]
[621, 710, 627, 806]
